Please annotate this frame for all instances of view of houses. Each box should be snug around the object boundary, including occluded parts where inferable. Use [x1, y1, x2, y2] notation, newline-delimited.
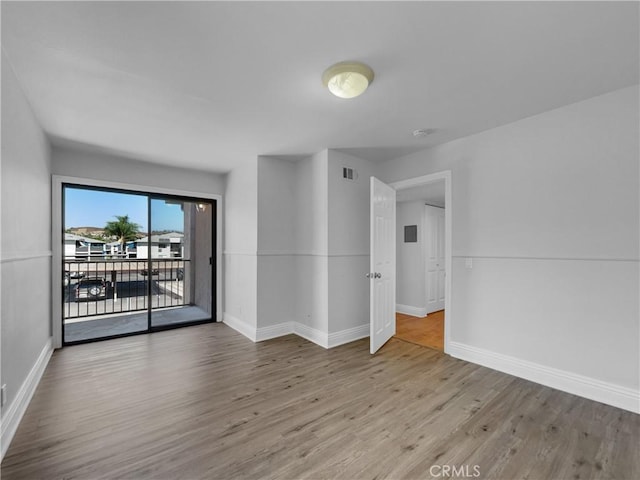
[64, 228, 184, 259]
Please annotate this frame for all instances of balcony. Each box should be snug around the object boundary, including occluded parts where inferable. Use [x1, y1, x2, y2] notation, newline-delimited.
[63, 259, 209, 343]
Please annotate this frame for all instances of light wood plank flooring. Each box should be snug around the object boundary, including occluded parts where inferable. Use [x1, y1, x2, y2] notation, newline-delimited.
[395, 311, 444, 351]
[2, 323, 638, 479]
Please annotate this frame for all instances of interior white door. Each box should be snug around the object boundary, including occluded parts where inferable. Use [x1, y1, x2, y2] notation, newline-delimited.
[425, 205, 445, 313]
[370, 177, 396, 354]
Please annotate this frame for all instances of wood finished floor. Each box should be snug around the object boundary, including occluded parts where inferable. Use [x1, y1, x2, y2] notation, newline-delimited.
[2, 323, 638, 480]
[395, 311, 444, 351]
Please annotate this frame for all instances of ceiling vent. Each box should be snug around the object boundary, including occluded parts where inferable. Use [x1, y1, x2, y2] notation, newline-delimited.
[342, 167, 357, 181]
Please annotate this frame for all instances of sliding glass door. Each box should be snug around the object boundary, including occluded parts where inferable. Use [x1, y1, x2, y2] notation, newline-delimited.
[149, 197, 213, 329]
[62, 184, 215, 345]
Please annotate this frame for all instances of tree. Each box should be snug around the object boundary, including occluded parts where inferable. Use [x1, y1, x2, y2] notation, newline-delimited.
[104, 215, 141, 253]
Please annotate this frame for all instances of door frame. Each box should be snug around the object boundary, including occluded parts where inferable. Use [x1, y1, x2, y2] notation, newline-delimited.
[52, 174, 223, 349]
[390, 170, 452, 353]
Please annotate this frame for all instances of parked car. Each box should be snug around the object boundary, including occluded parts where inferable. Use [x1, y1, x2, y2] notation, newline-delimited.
[140, 268, 159, 276]
[69, 270, 85, 279]
[75, 277, 107, 301]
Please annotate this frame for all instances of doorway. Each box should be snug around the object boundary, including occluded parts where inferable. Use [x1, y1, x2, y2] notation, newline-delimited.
[390, 172, 451, 353]
[61, 184, 216, 344]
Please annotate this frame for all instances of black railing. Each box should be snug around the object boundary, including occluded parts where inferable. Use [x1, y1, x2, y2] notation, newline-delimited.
[63, 259, 189, 320]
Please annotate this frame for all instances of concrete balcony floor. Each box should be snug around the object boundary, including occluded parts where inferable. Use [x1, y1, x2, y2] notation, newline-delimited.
[64, 305, 210, 343]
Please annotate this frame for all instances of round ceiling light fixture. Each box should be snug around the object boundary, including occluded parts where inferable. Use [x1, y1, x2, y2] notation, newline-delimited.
[322, 61, 374, 99]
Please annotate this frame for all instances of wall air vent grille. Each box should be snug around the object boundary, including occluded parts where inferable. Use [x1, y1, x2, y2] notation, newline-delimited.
[342, 167, 357, 181]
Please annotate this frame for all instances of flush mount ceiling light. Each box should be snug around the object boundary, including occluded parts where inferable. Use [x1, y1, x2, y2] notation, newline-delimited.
[322, 61, 374, 99]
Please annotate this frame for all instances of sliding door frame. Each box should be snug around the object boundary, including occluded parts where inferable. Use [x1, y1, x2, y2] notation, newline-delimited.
[147, 192, 216, 334]
[52, 175, 223, 349]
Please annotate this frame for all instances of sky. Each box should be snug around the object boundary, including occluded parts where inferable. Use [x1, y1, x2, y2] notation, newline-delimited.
[64, 187, 184, 232]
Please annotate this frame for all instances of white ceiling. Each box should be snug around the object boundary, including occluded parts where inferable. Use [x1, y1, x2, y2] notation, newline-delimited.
[2, 1, 638, 173]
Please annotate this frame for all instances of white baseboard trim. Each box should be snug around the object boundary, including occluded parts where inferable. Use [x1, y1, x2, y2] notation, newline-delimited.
[448, 341, 640, 414]
[1, 338, 54, 460]
[328, 324, 369, 348]
[223, 315, 369, 350]
[223, 313, 257, 342]
[396, 304, 427, 317]
[293, 323, 329, 349]
[256, 322, 294, 342]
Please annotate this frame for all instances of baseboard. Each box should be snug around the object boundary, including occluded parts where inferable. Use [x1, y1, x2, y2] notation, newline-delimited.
[223, 313, 326, 347]
[223, 314, 368, 350]
[328, 324, 369, 348]
[255, 322, 294, 342]
[448, 341, 640, 414]
[293, 323, 329, 349]
[1, 338, 54, 460]
[396, 304, 427, 317]
[222, 313, 257, 342]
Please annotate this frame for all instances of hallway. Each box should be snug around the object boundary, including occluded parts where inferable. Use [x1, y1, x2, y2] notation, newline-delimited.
[394, 310, 444, 351]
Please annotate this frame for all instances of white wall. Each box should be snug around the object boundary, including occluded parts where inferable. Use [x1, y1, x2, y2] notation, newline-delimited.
[396, 201, 426, 314]
[296, 151, 329, 254]
[224, 159, 258, 334]
[256, 156, 297, 329]
[226, 152, 332, 342]
[326, 150, 376, 336]
[294, 151, 329, 335]
[1, 53, 53, 457]
[378, 85, 640, 411]
[242, 149, 375, 346]
[52, 144, 225, 195]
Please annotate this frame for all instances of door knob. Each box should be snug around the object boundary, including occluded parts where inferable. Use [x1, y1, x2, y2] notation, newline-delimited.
[374, 272, 382, 279]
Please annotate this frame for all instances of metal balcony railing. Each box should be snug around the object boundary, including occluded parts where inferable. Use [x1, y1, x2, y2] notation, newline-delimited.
[63, 259, 189, 320]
